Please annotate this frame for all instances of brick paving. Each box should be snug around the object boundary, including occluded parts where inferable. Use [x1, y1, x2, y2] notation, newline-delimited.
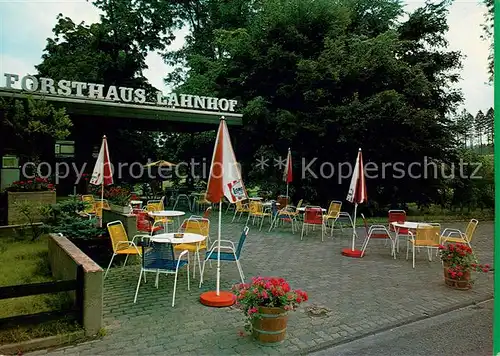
[34, 214, 493, 356]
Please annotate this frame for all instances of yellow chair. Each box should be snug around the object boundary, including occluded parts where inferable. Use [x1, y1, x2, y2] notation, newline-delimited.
[80, 195, 96, 217]
[82, 195, 95, 205]
[94, 199, 110, 219]
[440, 219, 478, 250]
[269, 205, 298, 233]
[174, 218, 210, 278]
[323, 200, 342, 236]
[105, 220, 145, 278]
[285, 199, 303, 220]
[406, 224, 441, 269]
[146, 198, 173, 226]
[232, 200, 250, 222]
[245, 201, 272, 231]
[194, 192, 212, 212]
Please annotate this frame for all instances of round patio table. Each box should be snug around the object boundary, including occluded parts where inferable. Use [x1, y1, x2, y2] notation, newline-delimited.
[297, 207, 326, 212]
[148, 210, 185, 232]
[391, 221, 431, 253]
[151, 232, 206, 278]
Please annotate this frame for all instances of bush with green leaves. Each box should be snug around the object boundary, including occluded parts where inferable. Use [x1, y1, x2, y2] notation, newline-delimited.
[43, 197, 106, 239]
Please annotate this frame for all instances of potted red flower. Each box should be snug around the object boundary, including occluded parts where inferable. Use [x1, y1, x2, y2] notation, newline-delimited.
[232, 276, 308, 344]
[439, 243, 491, 290]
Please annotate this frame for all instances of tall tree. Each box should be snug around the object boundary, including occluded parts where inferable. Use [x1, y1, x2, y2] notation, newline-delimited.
[35, 1, 181, 175]
[481, 0, 494, 81]
[475, 110, 485, 150]
[0, 97, 72, 165]
[485, 107, 494, 146]
[160, 0, 464, 206]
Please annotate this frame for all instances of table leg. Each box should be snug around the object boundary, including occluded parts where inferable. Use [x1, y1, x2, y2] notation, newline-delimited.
[196, 244, 202, 279]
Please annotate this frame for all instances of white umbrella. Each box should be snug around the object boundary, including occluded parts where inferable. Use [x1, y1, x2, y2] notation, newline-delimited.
[200, 116, 248, 307]
[89, 135, 113, 226]
[283, 147, 293, 198]
[342, 148, 367, 258]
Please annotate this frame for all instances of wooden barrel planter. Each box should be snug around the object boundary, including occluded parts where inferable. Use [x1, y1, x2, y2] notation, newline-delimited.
[443, 267, 471, 290]
[252, 307, 288, 344]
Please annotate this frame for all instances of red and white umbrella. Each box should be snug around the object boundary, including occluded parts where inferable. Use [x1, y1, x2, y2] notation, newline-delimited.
[90, 135, 113, 226]
[201, 117, 247, 307]
[283, 147, 293, 197]
[343, 148, 367, 257]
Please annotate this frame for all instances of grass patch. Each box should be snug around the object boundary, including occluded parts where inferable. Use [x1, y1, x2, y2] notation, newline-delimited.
[0, 235, 82, 344]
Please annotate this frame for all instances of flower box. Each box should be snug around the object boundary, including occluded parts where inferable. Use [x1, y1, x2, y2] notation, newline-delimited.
[7, 191, 56, 225]
[109, 203, 131, 214]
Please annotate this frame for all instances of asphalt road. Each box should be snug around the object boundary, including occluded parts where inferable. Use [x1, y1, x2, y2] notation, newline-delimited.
[310, 300, 493, 356]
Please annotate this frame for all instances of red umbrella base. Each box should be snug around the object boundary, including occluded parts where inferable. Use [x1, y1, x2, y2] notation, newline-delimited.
[200, 290, 235, 307]
[341, 248, 364, 258]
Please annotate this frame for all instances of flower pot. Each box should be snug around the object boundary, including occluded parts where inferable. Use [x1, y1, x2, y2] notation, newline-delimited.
[110, 204, 131, 214]
[252, 307, 288, 344]
[443, 267, 471, 290]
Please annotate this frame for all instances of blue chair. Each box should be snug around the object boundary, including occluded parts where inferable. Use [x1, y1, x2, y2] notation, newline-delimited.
[134, 238, 190, 307]
[199, 226, 249, 287]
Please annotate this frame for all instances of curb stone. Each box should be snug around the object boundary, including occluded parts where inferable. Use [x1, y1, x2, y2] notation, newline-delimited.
[0, 331, 86, 355]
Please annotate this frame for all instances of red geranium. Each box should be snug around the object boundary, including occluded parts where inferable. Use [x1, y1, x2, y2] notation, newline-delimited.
[232, 276, 308, 332]
[6, 177, 55, 192]
[439, 243, 491, 281]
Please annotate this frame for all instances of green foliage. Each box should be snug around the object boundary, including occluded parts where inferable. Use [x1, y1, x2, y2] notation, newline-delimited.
[0, 96, 72, 161]
[43, 198, 106, 239]
[35, 7, 169, 170]
[481, 0, 494, 81]
[12, 201, 51, 241]
[161, 0, 465, 208]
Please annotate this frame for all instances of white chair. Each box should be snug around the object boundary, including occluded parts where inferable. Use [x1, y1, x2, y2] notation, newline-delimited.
[199, 227, 249, 287]
[134, 238, 190, 307]
[359, 214, 395, 258]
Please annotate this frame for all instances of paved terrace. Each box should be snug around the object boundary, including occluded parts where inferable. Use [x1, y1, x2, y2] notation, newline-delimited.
[34, 215, 493, 356]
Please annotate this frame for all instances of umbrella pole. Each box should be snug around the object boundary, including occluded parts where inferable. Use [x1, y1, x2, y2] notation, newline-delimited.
[286, 183, 289, 201]
[100, 180, 104, 228]
[351, 203, 358, 251]
[216, 201, 222, 295]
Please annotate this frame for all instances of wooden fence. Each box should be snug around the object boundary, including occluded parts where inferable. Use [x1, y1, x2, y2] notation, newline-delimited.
[0, 264, 84, 329]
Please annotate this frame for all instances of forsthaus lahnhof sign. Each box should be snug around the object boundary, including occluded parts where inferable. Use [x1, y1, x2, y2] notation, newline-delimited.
[2, 73, 238, 112]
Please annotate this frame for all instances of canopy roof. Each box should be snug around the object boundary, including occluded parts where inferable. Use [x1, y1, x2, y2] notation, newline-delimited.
[0, 88, 243, 132]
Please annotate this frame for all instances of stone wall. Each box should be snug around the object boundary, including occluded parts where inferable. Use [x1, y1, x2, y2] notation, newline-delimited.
[7, 191, 56, 225]
[48, 234, 103, 336]
[102, 209, 137, 238]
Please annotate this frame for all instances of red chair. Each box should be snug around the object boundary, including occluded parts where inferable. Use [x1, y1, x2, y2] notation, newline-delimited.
[135, 211, 162, 235]
[388, 210, 407, 232]
[388, 210, 408, 252]
[301, 206, 325, 241]
[202, 207, 212, 219]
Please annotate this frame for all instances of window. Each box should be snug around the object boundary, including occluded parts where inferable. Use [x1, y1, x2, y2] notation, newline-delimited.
[55, 140, 75, 158]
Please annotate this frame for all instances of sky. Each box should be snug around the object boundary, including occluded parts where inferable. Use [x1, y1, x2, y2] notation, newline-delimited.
[0, 0, 493, 115]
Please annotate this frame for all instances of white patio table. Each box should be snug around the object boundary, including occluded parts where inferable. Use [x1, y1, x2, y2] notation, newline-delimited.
[148, 210, 185, 232]
[391, 221, 431, 253]
[151, 232, 206, 278]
